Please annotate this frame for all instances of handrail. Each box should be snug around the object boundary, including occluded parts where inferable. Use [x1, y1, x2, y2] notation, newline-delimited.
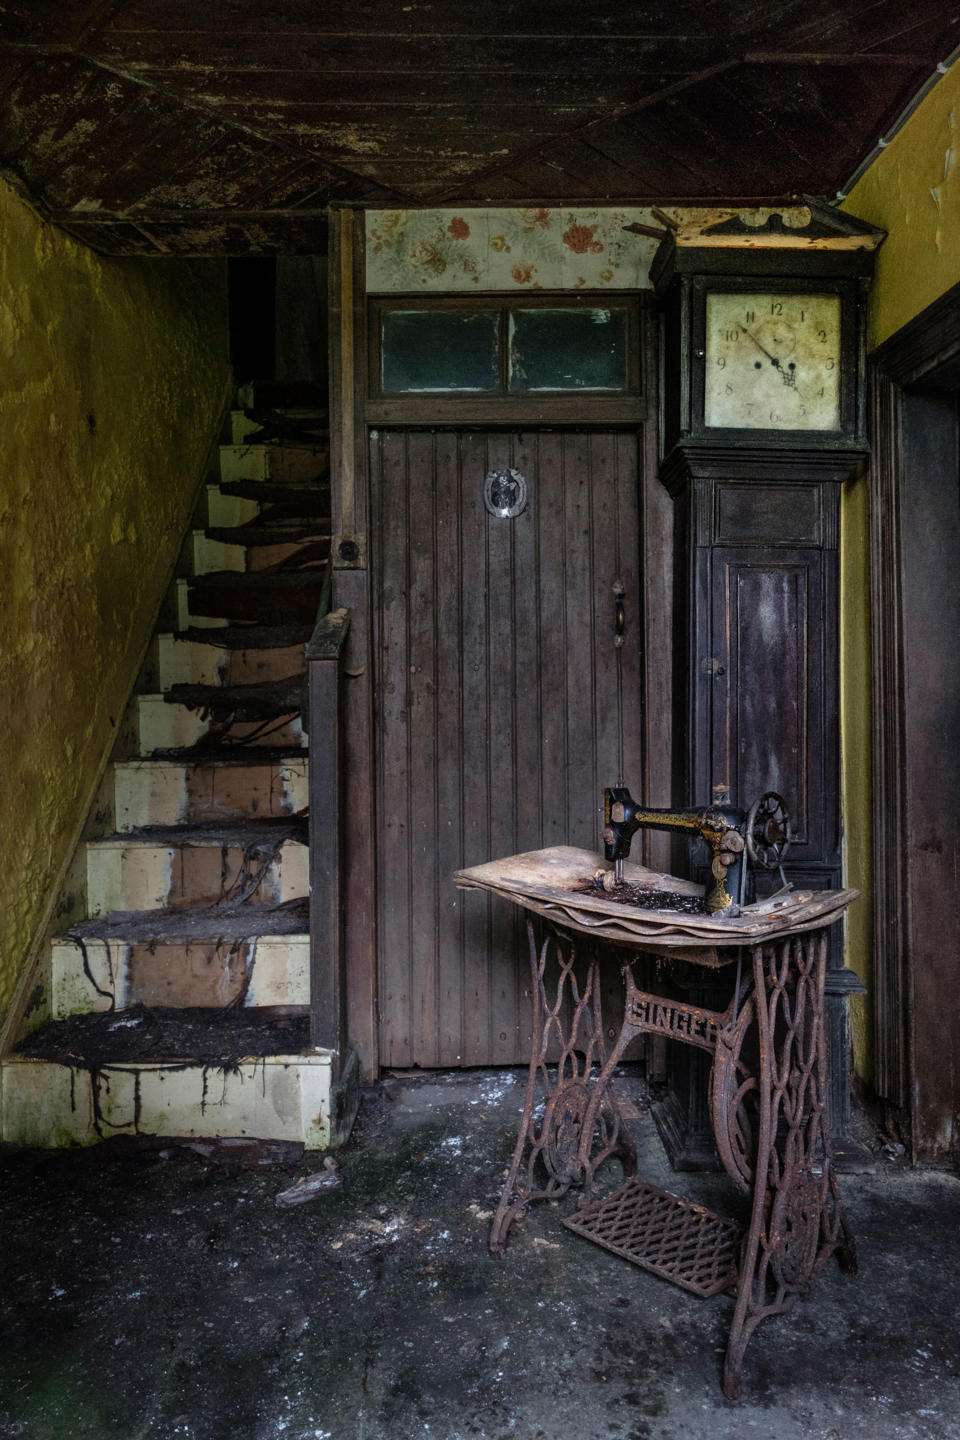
[306, 596, 352, 1066]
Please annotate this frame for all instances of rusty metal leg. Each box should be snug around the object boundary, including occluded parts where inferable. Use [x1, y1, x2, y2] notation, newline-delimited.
[722, 930, 856, 1400]
[490, 919, 545, 1255]
[489, 919, 633, 1255]
[572, 961, 640, 1204]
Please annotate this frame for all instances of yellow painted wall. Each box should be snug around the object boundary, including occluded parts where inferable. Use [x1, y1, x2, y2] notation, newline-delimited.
[839, 469, 873, 1076]
[0, 180, 232, 1023]
[844, 62, 960, 349]
[840, 61, 960, 1084]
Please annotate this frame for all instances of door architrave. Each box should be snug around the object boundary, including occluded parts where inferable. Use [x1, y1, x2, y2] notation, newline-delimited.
[327, 208, 672, 1077]
[869, 281, 960, 1158]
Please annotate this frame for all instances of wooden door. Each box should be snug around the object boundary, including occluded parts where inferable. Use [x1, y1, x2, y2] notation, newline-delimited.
[371, 428, 643, 1068]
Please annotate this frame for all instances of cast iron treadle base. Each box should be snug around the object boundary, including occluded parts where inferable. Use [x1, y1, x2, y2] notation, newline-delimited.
[563, 1177, 742, 1298]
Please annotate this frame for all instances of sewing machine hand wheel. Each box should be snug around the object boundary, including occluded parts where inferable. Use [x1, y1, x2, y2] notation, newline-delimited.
[745, 791, 791, 870]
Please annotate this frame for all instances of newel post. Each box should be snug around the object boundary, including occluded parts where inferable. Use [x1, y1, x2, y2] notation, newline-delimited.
[306, 605, 351, 1070]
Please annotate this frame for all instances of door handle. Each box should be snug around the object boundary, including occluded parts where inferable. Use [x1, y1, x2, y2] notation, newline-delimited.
[613, 579, 625, 648]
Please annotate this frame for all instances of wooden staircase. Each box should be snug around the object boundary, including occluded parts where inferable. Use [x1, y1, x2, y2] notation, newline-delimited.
[1, 404, 358, 1150]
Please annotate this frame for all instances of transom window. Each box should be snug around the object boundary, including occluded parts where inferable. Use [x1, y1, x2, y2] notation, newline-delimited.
[372, 296, 638, 398]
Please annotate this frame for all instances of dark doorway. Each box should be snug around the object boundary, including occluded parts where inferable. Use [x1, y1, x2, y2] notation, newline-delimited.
[870, 283, 960, 1162]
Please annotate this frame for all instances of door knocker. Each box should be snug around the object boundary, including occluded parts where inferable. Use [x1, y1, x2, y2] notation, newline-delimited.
[484, 467, 527, 518]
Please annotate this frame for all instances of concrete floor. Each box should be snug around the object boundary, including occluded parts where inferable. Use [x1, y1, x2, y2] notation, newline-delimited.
[2, 1068, 959, 1440]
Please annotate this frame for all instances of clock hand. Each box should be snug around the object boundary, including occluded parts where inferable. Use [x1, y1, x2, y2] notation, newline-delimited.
[740, 325, 799, 389]
[740, 325, 782, 368]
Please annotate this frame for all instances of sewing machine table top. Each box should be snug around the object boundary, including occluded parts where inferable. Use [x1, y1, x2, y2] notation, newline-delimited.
[454, 845, 857, 960]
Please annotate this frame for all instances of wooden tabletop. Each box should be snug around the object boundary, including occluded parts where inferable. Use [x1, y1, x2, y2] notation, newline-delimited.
[455, 846, 858, 962]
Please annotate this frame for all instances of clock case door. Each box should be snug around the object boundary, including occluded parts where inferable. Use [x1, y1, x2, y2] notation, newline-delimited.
[665, 456, 847, 885]
[654, 247, 872, 455]
[658, 451, 860, 1166]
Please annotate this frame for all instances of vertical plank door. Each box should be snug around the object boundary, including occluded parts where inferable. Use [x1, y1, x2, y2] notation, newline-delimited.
[371, 428, 643, 1068]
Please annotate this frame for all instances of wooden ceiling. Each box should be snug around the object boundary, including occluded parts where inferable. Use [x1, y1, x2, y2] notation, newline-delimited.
[0, 1, 957, 255]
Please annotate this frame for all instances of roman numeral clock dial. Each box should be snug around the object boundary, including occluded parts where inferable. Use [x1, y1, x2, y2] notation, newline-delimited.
[704, 292, 842, 431]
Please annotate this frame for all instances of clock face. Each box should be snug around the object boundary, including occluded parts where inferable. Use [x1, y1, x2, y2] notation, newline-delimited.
[704, 292, 842, 431]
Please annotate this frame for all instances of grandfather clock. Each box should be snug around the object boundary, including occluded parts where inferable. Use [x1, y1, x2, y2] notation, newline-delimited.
[650, 202, 884, 1168]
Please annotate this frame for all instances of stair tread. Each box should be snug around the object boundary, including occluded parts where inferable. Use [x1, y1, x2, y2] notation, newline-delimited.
[63, 898, 308, 944]
[235, 381, 327, 411]
[143, 743, 308, 764]
[239, 406, 329, 444]
[174, 624, 312, 649]
[163, 675, 303, 718]
[205, 523, 330, 547]
[189, 567, 327, 590]
[220, 479, 330, 507]
[15, 1005, 310, 1066]
[90, 819, 308, 849]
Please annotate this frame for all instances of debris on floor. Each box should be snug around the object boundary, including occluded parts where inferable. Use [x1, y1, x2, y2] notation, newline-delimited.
[276, 1156, 342, 1207]
[0, 1067, 958, 1440]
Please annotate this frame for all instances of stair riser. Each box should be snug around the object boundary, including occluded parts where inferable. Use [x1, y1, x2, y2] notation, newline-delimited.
[51, 935, 308, 1015]
[229, 411, 329, 446]
[190, 531, 329, 577]
[247, 540, 325, 571]
[229, 410, 264, 445]
[114, 759, 309, 829]
[175, 578, 228, 631]
[87, 839, 308, 914]
[206, 486, 260, 529]
[134, 696, 305, 756]
[186, 581, 325, 627]
[219, 444, 328, 486]
[156, 635, 306, 688]
[190, 532, 246, 576]
[1, 1054, 332, 1148]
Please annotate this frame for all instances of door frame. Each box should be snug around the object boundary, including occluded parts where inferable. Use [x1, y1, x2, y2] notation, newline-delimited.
[869, 281, 960, 1158]
[327, 207, 674, 1079]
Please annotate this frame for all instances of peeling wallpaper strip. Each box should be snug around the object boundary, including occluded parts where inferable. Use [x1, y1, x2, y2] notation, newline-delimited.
[364, 206, 822, 292]
[366, 208, 668, 291]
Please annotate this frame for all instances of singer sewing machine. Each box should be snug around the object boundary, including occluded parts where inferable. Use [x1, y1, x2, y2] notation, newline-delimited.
[602, 785, 791, 913]
[457, 573, 857, 1400]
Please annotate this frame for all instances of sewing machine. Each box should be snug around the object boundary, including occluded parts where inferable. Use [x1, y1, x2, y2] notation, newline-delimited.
[602, 786, 790, 913]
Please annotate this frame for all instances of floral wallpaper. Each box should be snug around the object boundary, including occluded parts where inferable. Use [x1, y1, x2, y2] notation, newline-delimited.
[365, 208, 672, 292]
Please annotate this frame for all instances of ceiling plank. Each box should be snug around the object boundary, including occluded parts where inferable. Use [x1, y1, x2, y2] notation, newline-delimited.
[716, 59, 934, 185]
[84, 33, 729, 76]
[0, 1, 123, 47]
[730, 0, 959, 55]
[54, 212, 330, 255]
[105, 0, 715, 36]
[138, 68, 694, 110]
[429, 60, 740, 203]
[0, 2, 957, 253]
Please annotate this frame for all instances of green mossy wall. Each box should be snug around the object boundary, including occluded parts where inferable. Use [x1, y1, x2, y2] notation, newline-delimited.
[0, 180, 232, 1021]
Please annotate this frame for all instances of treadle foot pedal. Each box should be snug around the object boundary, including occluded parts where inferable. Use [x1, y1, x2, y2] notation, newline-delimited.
[563, 1177, 742, 1297]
